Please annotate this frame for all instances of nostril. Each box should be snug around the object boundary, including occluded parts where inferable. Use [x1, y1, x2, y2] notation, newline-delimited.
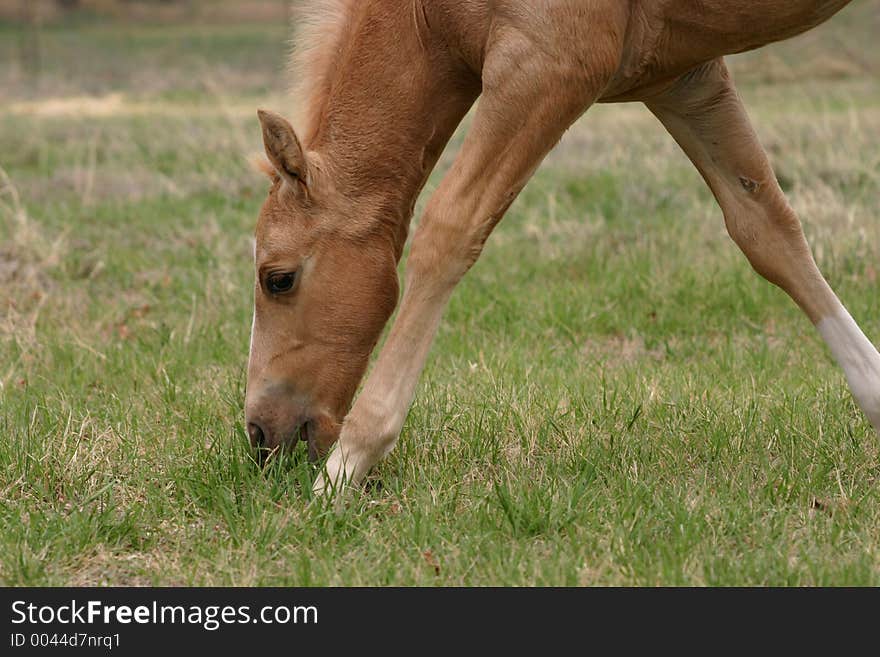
[247, 422, 266, 449]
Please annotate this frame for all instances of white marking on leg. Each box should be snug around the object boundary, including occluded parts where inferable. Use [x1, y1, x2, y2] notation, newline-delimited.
[313, 443, 355, 499]
[817, 308, 880, 431]
[312, 400, 402, 499]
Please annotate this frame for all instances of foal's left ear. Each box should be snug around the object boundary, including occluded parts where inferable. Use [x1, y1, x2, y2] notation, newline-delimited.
[257, 109, 310, 190]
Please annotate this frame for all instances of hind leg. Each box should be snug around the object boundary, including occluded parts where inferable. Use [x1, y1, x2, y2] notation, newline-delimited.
[646, 59, 880, 431]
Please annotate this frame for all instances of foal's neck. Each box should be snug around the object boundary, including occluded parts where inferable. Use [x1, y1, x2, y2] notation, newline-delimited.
[303, 0, 478, 258]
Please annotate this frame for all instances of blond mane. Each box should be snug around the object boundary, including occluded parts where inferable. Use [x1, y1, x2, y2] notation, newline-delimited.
[287, 0, 359, 145]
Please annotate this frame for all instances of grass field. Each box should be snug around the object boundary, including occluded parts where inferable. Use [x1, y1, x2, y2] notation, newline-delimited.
[1, 3, 879, 586]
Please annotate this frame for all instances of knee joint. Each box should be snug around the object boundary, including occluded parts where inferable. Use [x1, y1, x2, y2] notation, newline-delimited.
[407, 217, 488, 289]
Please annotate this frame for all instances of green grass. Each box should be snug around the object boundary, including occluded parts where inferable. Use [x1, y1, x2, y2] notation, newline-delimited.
[1, 4, 879, 585]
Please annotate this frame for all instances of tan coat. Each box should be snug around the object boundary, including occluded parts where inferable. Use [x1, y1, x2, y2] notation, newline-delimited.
[244, 1, 878, 495]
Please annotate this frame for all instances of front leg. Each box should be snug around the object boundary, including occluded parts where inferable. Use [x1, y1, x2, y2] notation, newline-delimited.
[313, 280, 455, 495]
[314, 35, 621, 497]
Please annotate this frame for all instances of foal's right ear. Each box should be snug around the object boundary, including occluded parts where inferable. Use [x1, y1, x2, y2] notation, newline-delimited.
[257, 109, 310, 190]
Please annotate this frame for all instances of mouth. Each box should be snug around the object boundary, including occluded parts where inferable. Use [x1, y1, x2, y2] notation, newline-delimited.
[252, 415, 338, 467]
[252, 419, 315, 466]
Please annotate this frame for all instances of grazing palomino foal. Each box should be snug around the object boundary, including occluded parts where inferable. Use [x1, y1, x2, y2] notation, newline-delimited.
[245, 0, 879, 495]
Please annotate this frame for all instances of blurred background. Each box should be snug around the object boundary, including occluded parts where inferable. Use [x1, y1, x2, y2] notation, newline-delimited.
[2, 0, 291, 99]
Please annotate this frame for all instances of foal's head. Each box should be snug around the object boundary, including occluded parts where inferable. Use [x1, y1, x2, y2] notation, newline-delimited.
[245, 110, 399, 460]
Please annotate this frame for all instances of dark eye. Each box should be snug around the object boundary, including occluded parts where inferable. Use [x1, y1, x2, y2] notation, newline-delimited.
[265, 271, 298, 295]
